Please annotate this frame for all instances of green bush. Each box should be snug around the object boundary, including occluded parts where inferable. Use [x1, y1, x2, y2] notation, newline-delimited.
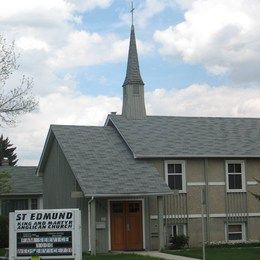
[0, 215, 9, 248]
[206, 241, 260, 248]
[169, 235, 189, 249]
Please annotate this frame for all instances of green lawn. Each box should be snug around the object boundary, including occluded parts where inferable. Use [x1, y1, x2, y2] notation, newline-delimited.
[83, 254, 161, 260]
[164, 247, 260, 260]
[0, 250, 161, 260]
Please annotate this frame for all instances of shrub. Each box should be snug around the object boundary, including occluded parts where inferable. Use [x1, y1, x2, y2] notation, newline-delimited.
[169, 235, 189, 249]
[0, 215, 9, 248]
[206, 240, 260, 248]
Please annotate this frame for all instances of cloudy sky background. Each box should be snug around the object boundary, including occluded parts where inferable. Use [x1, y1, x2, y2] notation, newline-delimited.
[1, 0, 260, 165]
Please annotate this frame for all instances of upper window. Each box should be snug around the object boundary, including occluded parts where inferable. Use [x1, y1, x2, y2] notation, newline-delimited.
[165, 160, 186, 193]
[226, 160, 246, 192]
[226, 223, 245, 241]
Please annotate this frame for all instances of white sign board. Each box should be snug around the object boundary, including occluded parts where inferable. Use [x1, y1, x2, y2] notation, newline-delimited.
[9, 209, 81, 260]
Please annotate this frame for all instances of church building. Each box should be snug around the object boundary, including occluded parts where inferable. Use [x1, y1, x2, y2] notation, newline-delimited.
[38, 22, 260, 255]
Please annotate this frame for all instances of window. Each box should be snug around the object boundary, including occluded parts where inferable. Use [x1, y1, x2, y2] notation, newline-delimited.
[226, 223, 245, 241]
[167, 224, 187, 237]
[1, 199, 29, 216]
[129, 202, 140, 213]
[31, 198, 38, 209]
[226, 160, 246, 192]
[165, 160, 186, 193]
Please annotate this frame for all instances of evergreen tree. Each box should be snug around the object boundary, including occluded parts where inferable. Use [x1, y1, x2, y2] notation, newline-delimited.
[0, 171, 11, 194]
[0, 134, 18, 166]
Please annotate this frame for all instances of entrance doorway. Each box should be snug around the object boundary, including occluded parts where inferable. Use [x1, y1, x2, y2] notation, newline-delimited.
[110, 201, 143, 251]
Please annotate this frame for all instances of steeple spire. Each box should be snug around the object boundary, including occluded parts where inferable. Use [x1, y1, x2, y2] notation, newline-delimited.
[122, 4, 144, 87]
[122, 3, 146, 120]
[122, 26, 144, 86]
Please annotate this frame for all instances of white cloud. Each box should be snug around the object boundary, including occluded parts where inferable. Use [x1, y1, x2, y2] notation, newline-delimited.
[5, 83, 260, 165]
[17, 37, 50, 51]
[68, 0, 113, 12]
[154, 0, 260, 83]
[121, 0, 170, 27]
[2, 86, 121, 165]
[147, 84, 260, 117]
[174, 0, 196, 10]
[48, 30, 152, 68]
[0, 0, 128, 96]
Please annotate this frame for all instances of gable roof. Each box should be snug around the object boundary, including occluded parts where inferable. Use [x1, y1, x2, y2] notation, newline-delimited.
[0, 166, 42, 195]
[40, 124, 171, 197]
[107, 115, 260, 158]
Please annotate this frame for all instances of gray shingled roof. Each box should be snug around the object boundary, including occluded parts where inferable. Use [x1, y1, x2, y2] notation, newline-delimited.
[108, 115, 260, 158]
[123, 25, 144, 86]
[0, 166, 42, 195]
[50, 125, 171, 197]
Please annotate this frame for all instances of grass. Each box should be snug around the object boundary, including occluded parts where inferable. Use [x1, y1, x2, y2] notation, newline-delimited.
[0, 250, 161, 260]
[83, 254, 161, 259]
[164, 247, 260, 260]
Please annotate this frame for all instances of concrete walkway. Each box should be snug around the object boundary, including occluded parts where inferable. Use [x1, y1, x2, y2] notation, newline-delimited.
[133, 251, 197, 260]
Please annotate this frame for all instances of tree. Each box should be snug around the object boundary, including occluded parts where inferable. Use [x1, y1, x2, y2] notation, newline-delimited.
[0, 35, 38, 126]
[0, 134, 18, 165]
[251, 178, 260, 201]
[0, 170, 11, 194]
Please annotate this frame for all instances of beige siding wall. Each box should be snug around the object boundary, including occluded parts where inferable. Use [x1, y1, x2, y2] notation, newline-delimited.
[189, 218, 225, 246]
[150, 158, 260, 247]
[248, 217, 260, 241]
[208, 186, 226, 214]
[207, 159, 225, 182]
[187, 186, 201, 214]
[246, 159, 260, 213]
[186, 159, 204, 182]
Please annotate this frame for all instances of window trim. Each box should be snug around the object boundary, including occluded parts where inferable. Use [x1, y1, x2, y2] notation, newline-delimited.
[225, 223, 246, 242]
[170, 224, 187, 237]
[225, 160, 246, 192]
[165, 160, 186, 193]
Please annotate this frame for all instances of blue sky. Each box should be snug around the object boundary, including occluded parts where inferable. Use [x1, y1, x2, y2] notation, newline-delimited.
[1, 0, 260, 165]
[62, 1, 225, 96]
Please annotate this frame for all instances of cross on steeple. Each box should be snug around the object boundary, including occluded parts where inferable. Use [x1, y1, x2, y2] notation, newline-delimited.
[130, 1, 135, 26]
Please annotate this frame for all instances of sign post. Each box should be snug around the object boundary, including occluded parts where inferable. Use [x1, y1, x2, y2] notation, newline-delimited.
[9, 209, 81, 260]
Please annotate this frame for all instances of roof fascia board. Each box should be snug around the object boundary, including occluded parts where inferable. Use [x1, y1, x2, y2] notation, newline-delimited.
[83, 191, 176, 198]
[37, 127, 54, 176]
[0, 193, 43, 196]
[135, 154, 260, 159]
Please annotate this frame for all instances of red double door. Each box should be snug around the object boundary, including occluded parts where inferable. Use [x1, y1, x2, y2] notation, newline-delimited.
[110, 201, 143, 251]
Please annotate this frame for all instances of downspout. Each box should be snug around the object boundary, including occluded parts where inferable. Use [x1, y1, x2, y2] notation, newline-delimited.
[88, 196, 94, 252]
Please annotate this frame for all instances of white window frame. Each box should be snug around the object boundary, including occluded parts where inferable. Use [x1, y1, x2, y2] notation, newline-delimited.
[225, 223, 246, 242]
[170, 223, 187, 237]
[225, 160, 246, 193]
[165, 160, 186, 193]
